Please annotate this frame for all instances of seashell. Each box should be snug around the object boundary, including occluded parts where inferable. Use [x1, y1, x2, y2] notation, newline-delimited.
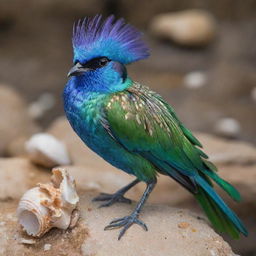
[17, 168, 79, 237]
[25, 133, 71, 168]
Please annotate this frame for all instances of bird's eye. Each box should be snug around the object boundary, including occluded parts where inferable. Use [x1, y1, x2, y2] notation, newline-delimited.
[81, 57, 110, 70]
[98, 57, 109, 67]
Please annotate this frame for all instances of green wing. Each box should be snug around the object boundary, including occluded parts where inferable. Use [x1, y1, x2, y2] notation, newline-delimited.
[102, 82, 239, 197]
[103, 83, 206, 184]
[101, 82, 247, 238]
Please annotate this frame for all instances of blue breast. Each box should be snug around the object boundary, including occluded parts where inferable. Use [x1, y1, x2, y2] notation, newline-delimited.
[63, 80, 135, 175]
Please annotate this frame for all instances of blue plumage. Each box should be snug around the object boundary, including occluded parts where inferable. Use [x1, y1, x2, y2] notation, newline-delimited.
[63, 14, 248, 240]
[72, 14, 150, 65]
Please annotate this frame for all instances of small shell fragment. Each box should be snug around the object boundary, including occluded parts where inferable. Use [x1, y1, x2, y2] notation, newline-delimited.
[19, 238, 36, 245]
[43, 244, 52, 251]
[25, 133, 71, 168]
[17, 168, 79, 237]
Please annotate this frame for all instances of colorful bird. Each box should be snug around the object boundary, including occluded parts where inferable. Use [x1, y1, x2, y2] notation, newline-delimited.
[63, 15, 248, 240]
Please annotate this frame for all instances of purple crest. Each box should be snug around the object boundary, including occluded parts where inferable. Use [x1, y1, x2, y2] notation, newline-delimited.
[72, 15, 150, 64]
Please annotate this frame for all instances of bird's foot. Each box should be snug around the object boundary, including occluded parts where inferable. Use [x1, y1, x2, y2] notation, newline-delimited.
[92, 192, 132, 207]
[104, 213, 148, 240]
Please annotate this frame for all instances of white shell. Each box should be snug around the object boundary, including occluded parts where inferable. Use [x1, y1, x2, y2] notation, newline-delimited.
[25, 133, 71, 168]
[17, 168, 79, 237]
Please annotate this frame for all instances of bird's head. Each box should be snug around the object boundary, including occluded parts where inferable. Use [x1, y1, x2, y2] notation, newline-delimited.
[67, 15, 149, 93]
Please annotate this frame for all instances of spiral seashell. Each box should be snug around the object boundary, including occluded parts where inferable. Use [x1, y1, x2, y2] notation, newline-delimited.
[17, 168, 79, 237]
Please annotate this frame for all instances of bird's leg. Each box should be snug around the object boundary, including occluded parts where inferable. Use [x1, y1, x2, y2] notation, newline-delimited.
[92, 178, 140, 207]
[104, 179, 157, 240]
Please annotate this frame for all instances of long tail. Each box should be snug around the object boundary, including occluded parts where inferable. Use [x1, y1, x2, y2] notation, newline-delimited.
[195, 175, 248, 238]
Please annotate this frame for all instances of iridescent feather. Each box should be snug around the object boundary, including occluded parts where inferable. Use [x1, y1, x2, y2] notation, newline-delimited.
[72, 15, 149, 64]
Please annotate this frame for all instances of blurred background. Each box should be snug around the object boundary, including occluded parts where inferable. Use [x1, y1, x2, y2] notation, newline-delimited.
[0, 0, 255, 255]
[0, 0, 255, 142]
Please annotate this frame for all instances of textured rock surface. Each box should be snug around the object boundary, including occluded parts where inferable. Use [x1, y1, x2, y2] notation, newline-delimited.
[150, 10, 216, 47]
[0, 85, 39, 155]
[0, 117, 253, 255]
[25, 133, 71, 168]
[197, 133, 256, 165]
[0, 157, 49, 200]
[46, 117, 256, 255]
[0, 192, 235, 256]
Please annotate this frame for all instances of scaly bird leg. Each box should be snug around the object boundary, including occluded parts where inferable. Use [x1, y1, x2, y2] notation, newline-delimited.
[92, 178, 140, 207]
[104, 179, 157, 240]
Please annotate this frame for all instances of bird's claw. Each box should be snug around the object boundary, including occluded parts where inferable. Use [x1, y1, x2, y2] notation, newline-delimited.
[104, 214, 148, 240]
[92, 192, 132, 208]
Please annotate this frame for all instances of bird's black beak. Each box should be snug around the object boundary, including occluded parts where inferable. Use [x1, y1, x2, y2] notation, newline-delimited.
[67, 62, 91, 77]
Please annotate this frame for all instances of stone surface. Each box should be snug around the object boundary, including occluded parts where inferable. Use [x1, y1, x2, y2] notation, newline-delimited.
[0, 157, 50, 201]
[5, 136, 28, 158]
[0, 192, 235, 256]
[150, 10, 217, 47]
[0, 85, 39, 156]
[0, 125, 254, 254]
[25, 133, 71, 168]
[196, 133, 256, 165]
[214, 118, 241, 138]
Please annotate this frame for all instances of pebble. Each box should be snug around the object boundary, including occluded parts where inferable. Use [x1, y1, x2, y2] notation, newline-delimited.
[251, 87, 256, 102]
[28, 93, 55, 119]
[19, 238, 36, 245]
[183, 71, 207, 89]
[25, 133, 71, 168]
[150, 10, 216, 47]
[43, 243, 52, 251]
[214, 118, 241, 138]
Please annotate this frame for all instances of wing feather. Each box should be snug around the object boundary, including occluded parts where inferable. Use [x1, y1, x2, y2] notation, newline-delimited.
[101, 83, 207, 192]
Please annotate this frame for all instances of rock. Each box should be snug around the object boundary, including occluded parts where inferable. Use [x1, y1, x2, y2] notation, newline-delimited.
[28, 93, 56, 120]
[43, 243, 52, 251]
[0, 85, 39, 156]
[251, 87, 256, 102]
[46, 117, 255, 254]
[0, 157, 50, 201]
[81, 193, 235, 256]
[216, 165, 256, 215]
[150, 10, 217, 47]
[0, 192, 235, 256]
[25, 133, 71, 168]
[5, 136, 28, 157]
[183, 71, 207, 89]
[196, 133, 256, 165]
[214, 118, 241, 138]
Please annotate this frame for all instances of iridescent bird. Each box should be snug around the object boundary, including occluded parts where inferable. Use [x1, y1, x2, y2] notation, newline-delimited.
[63, 15, 248, 240]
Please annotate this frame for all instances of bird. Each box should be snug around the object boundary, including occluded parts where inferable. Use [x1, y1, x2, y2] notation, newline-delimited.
[63, 14, 248, 240]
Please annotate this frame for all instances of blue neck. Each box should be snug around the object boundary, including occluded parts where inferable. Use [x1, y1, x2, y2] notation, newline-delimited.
[66, 60, 133, 94]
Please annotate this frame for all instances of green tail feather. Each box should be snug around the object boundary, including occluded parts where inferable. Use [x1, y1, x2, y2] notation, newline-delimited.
[204, 170, 241, 202]
[195, 187, 240, 239]
[195, 175, 248, 238]
[203, 159, 241, 202]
